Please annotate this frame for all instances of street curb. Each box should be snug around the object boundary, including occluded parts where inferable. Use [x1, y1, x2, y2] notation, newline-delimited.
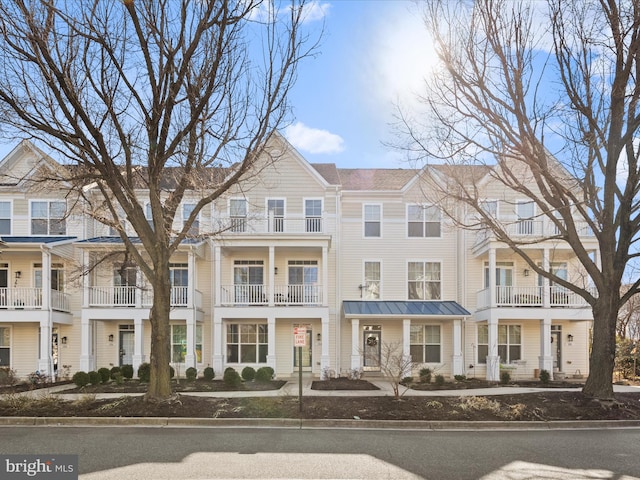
[1, 416, 640, 430]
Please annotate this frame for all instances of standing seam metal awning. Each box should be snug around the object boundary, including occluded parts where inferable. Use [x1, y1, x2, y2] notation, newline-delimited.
[343, 300, 470, 317]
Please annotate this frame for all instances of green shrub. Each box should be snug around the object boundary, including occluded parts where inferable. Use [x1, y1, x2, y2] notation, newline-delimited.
[434, 374, 445, 386]
[109, 366, 122, 380]
[113, 373, 124, 385]
[223, 367, 242, 387]
[97, 368, 111, 383]
[419, 367, 432, 383]
[137, 363, 151, 382]
[255, 366, 274, 383]
[0, 367, 17, 386]
[88, 371, 101, 386]
[72, 371, 90, 388]
[539, 369, 551, 384]
[402, 376, 413, 384]
[454, 374, 466, 382]
[203, 367, 215, 381]
[121, 364, 134, 379]
[185, 367, 198, 381]
[241, 366, 256, 381]
[500, 370, 511, 385]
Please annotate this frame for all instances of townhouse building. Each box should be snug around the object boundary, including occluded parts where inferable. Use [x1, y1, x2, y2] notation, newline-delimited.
[0, 137, 596, 382]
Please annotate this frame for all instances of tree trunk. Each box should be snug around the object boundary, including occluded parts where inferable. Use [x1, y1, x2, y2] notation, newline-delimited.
[583, 294, 618, 399]
[144, 264, 173, 401]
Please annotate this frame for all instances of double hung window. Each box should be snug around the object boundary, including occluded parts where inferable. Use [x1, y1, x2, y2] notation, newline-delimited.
[408, 205, 441, 237]
[410, 325, 441, 363]
[226, 323, 268, 363]
[408, 262, 441, 300]
[31, 201, 66, 235]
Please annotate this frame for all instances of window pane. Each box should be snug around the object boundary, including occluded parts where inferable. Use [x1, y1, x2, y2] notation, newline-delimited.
[49, 218, 66, 235]
[425, 282, 441, 300]
[0, 202, 10, 217]
[425, 222, 441, 237]
[230, 199, 246, 216]
[0, 327, 9, 346]
[425, 325, 440, 344]
[477, 325, 488, 344]
[364, 204, 380, 221]
[50, 202, 66, 218]
[408, 222, 423, 237]
[424, 206, 440, 222]
[408, 205, 423, 221]
[258, 324, 268, 344]
[31, 202, 47, 218]
[364, 222, 381, 237]
[240, 324, 256, 343]
[172, 325, 186, 343]
[227, 324, 238, 344]
[477, 345, 488, 364]
[31, 219, 48, 235]
[258, 344, 268, 363]
[498, 345, 507, 363]
[498, 325, 508, 344]
[410, 325, 423, 343]
[509, 325, 521, 344]
[240, 344, 256, 363]
[410, 345, 424, 363]
[509, 346, 521, 361]
[227, 344, 238, 363]
[425, 345, 440, 363]
[0, 219, 10, 235]
[305, 199, 322, 216]
[408, 262, 423, 281]
[424, 263, 441, 281]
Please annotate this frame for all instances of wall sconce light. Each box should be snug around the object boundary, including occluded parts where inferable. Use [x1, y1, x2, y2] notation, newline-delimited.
[274, 267, 278, 275]
[567, 334, 574, 343]
[524, 269, 530, 277]
[14, 271, 21, 279]
[316, 333, 321, 342]
[108, 334, 114, 343]
[61, 336, 67, 345]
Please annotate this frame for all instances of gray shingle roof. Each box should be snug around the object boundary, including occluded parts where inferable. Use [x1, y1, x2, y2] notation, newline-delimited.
[343, 300, 470, 317]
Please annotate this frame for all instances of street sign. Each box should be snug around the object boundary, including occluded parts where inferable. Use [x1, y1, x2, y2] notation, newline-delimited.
[294, 326, 306, 347]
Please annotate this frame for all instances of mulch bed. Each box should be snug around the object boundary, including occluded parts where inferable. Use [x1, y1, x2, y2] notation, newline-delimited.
[311, 378, 380, 390]
[66, 378, 286, 394]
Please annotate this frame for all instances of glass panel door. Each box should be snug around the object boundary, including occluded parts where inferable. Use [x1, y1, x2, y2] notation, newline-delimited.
[119, 329, 135, 366]
[363, 326, 381, 371]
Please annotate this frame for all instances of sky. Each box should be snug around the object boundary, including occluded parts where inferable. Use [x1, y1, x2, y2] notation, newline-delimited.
[0, 1, 436, 170]
[285, 0, 437, 169]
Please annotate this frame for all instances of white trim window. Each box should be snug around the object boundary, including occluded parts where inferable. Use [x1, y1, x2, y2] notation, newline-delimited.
[229, 198, 247, 233]
[31, 200, 66, 235]
[363, 204, 381, 237]
[407, 204, 441, 238]
[410, 325, 441, 363]
[0, 201, 11, 235]
[477, 324, 522, 364]
[267, 199, 285, 232]
[304, 199, 322, 233]
[182, 203, 199, 236]
[226, 323, 268, 363]
[0, 326, 9, 367]
[171, 324, 203, 363]
[408, 261, 441, 300]
[363, 261, 381, 299]
[517, 201, 535, 235]
[34, 263, 65, 292]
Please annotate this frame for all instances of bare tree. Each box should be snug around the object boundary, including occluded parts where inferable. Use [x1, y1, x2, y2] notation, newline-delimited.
[618, 286, 640, 341]
[363, 341, 415, 400]
[394, 0, 640, 399]
[0, 0, 316, 401]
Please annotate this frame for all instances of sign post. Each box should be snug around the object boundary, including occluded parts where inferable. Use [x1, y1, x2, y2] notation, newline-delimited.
[294, 326, 306, 412]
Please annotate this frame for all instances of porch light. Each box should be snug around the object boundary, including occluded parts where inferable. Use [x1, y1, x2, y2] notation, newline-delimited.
[317, 333, 321, 342]
[108, 334, 114, 343]
[14, 271, 21, 279]
[567, 334, 574, 343]
[61, 336, 67, 345]
[523, 269, 530, 277]
[274, 267, 278, 275]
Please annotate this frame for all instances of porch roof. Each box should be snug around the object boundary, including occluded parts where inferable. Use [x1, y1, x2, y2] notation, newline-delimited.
[76, 236, 205, 246]
[0, 236, 76, 245]
[343, 300, 470, 318]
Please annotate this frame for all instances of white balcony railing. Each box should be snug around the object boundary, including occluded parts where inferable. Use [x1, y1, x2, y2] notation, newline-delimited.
[219, 214, 324, 234]
[476, 218, 595, 245]
[88, 286, 201, 308]
[219, 284, 323, 306]
[0, 287, 71, 313]
[476, 285, 595, 309]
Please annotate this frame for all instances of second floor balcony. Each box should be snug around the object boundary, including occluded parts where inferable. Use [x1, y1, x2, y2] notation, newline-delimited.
[220, 214, 324, 235]
[0, 287, 71, 313]
[86, 286, 203, 309]
[219, 284, 323, 306]
[476, 285, 595, 310]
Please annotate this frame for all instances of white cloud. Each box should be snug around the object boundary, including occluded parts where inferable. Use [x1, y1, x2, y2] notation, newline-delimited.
[284, 122, 345, 154]
[301, 1, 331, 24]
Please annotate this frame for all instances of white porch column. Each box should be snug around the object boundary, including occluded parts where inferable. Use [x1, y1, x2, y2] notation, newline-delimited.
[539, 317, 553, 373]
[322, 246, 328, 306]
[320, 311, 330, 378]
[350, 318, 361, 370]
[212, 311, 224, 374]
[267, 315, 276, 373]
[268, 246, 275, 305]
[82, 250, 90, 308]
[132, 316, 145, 372]
[37, 249, 53, 378]
[402, 318, 412, 378]
[488, 248, 497, 308]
[187, 249, 196, 306]
[542, 248, 550, 308]
[486, 315, 500, 381]
[185, 318, 196, 370]
[452, 319, 464, 376]
[80, 314, 93, 372]
[214, 246, 222, 306]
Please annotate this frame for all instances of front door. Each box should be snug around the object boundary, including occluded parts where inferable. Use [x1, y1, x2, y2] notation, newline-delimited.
[293, 325, 312, 370]
[0, 264, 7, 307]
[363, 326, 381, 371]
[119, 329, 134, 366]
[51, 327, 59, 375]
[551, 326, 562, 371]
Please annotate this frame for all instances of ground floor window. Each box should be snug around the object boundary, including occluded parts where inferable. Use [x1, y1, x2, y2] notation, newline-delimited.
[171, 324, 203, 363]
[410, 325, 441, 363]
[477, 324, 522, 364]
[0, 327, 9, 366]
[227, 323, 268, 363]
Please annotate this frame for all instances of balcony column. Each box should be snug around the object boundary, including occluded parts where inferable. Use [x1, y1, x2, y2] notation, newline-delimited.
[37, 248, 53, 378]
[350, 318, 361, 370]
[267, 315, 276, 372]
[539, 317, 553, 373]
[185, 319, 196, 370]
[82, 251, 90, 308]
[187, 249, 196, 306]
[80, 314, 94, 372]
[542, 248, 550, 308]
[452, 318, 464, 376]
[322, 246, 328, 306]
[488, 248, 497, 308]
[132, 316, 145, 373]
[402, 318, 412, 378]
[135, 268, 142, 308]
[212, 311, 224, 374]
[320, 311, 330, 378]
[268, 246, 275, 306]
[214, 246, 221, 306]
[486, 316, 500, 381]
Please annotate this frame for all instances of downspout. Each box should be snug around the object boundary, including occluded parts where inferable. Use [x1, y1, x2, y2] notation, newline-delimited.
[41, 245, 55, 381]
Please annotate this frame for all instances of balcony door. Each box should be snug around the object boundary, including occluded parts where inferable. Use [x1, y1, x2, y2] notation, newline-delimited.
[0, 264, 7, 307]
[485, 262, 513, 304]
[267, 199, 284, 233]
[288, 260, 318, 304]
[169, 263, 188, 305]
[234, 260, 264, 303]
[517, 201, 535, 235]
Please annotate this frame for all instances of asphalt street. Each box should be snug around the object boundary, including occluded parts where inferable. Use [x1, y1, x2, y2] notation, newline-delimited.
[1, 426, 639, 479]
